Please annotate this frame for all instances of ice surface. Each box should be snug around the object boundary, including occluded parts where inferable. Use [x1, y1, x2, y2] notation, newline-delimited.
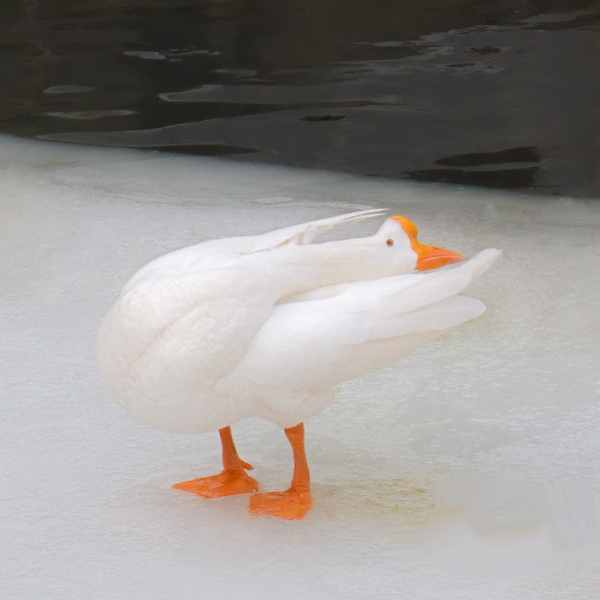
[1, 135, 599, 599]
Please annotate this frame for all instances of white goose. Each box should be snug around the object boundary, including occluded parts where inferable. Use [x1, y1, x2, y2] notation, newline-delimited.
[98, 210, 500, 520]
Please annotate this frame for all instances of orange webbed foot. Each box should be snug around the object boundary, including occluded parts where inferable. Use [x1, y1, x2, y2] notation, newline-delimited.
[248, 489, 313, 520]
[173, 469, 259, 498]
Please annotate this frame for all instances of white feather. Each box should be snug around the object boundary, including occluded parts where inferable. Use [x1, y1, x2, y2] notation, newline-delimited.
[97, 212, 500, 432]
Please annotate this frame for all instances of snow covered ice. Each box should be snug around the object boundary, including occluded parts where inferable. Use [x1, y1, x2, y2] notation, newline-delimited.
[1, 134, 599, 599]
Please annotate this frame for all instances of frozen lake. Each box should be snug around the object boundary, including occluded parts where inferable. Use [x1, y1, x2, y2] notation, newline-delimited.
[3, 2, 600, 197]
[1, 135, 599, 598]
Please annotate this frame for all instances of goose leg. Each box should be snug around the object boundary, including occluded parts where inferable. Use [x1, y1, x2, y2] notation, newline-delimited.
[248, 423, 313, 520]
[173, 426, 259, 497]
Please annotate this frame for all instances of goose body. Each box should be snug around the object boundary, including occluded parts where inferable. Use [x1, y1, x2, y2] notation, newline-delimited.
[98, 210, 500, 519]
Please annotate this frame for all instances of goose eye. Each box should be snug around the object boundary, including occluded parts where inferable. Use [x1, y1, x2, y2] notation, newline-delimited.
[386, 238, 394, 247]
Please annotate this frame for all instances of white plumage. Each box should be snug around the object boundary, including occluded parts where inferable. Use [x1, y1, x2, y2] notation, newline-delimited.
[97, 210, 500, 519]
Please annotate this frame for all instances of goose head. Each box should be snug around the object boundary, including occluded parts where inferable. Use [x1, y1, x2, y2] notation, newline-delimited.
[375, 215, 463, 271]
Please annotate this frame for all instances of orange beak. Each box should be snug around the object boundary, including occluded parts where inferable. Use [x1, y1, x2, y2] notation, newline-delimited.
[413, 243, 463, 271]
[390, 215, 463, 271]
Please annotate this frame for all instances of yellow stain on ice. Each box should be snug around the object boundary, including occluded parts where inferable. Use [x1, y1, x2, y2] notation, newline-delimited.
[314, 477, 438, 523]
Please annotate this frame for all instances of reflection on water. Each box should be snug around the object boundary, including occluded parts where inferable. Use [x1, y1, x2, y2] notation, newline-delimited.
[1, 0, 600, 196]
[407, 146, 541, 188]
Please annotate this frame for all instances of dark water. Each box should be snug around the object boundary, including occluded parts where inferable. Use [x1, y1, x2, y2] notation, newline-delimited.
[2, 0, 600, 197]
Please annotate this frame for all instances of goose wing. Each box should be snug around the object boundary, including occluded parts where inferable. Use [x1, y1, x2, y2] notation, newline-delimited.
[234, 249, 501, 394]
